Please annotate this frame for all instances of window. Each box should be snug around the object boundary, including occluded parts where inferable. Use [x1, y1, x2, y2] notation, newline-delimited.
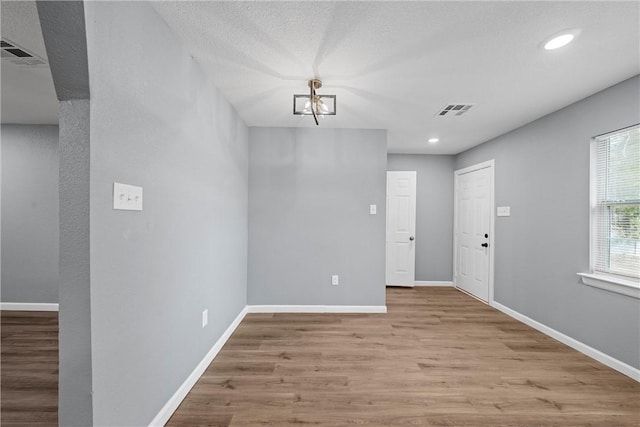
[580, 125, 640, 298]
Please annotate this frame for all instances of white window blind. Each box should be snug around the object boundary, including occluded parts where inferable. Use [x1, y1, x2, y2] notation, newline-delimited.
[592, 125, 640, 279]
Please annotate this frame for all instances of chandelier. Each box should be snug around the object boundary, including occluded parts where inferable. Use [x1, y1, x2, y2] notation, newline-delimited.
[293, 79, 336, 125]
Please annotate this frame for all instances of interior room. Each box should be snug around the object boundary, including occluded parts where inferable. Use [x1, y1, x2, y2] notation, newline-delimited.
[1, 1, 638, 426]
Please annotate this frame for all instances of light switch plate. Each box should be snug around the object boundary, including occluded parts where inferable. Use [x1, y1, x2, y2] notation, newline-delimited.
[497, 206, 510, 217]
[202, 309, 208, 328]
[113, 182, 143, 211]
[331, 275, 339, 286]
[369, 204, 377, 215]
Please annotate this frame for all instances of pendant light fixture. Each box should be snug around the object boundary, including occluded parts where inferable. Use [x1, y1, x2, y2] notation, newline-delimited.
[293, 79, 336, 125]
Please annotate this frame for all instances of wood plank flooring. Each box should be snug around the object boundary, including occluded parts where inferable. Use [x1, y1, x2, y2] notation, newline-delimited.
[1, 311, 58, 426]
[168, 287, 640, 426]
[1, 288, 638, 426]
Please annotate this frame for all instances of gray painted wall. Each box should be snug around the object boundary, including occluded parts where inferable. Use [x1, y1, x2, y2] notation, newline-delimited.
[36, 2, 93, 424]
[1, 124, 59, 303]
[456, 75, 640, 369]
[387, 154, 455, 282]
[36, 0, 90, 101]
[58, 100, 93, 426]
[84, 2, 248, 425]
[248, 127, 386, 306]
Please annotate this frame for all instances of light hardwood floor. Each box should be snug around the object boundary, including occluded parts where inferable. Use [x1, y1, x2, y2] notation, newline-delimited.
[1, 311, 58, 426]
[168, 287, 640, 426]
[1, 288, 638, 426]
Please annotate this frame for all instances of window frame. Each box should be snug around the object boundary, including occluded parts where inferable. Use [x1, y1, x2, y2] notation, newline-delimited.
[579, 125, 640, 299]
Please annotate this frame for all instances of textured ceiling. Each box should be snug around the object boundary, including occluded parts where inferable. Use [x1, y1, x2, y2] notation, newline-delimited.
[1, 0, 59, 125]
[152, 1, 640, 154]
[1, 2, 638, 152]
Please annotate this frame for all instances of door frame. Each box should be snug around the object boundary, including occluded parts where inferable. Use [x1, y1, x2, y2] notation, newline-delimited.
[453, 159, 495, 305]
[386, 171, 417, 287]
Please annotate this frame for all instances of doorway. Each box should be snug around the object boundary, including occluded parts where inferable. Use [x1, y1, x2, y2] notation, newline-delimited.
[386, 171, 417, 287]
[453, 160, 494, 302]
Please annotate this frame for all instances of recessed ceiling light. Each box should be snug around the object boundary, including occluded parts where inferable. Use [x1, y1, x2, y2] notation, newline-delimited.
[545, 34, 574, 50]
[540, 28, 581, 50]
[428, 138, 439, 143]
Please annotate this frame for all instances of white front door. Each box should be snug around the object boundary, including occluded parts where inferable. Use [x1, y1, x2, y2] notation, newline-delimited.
[386, 171, 416, 287]
[454, 162, 493, 302]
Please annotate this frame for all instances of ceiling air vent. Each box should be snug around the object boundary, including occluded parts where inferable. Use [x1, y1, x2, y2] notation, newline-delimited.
[435, 103, 474, 117]
[1, 38, 47, 68]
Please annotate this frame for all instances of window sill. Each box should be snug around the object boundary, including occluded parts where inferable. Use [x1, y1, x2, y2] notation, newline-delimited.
[578, 273, 640, 299]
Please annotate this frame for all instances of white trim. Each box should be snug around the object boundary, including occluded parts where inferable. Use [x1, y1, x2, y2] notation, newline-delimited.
[453, 159, 495, 304]
[246, 305, 387, 314]
[492, 301, 640, 382]
[148, 306, 248, 427]
[589, 139, 598, 272]
[386, 170, 417, 287]
[413, 281, 454, 287]
[457, 286, 490, 305]
[454, 159, 495, 176]
[0, 302, 59, 311]
[589, 127, 640, 281]
[488, 162, 495, 305]
[578, 273, 640, 299]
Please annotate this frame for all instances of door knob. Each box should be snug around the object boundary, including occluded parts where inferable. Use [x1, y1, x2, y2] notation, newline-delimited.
[409, 236, 415, 241]
[481, 243, 488, 248]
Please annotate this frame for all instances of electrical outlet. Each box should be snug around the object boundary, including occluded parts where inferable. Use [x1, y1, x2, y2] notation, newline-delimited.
[202, 309, 208, 328]
[331, 275, 339, 286]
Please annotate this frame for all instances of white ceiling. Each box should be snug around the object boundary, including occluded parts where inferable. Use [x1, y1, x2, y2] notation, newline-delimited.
[152, 1, 640, 154]
[1, 2, 638, 154]
[1, 0, 59, 125]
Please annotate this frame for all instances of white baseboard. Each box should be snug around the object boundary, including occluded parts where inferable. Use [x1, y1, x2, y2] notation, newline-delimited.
[148, 306, 248, 427]
[414, 281, 454, 287]
[0, 302, 59, 311]
[246, 305, 387, 314]
[492, 301, 640, 382]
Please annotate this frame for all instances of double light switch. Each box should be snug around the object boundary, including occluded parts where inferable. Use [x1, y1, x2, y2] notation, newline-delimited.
[113, 182, 143, 211]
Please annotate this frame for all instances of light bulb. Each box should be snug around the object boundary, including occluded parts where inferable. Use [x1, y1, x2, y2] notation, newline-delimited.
[300, 99, 311, 114]
[540, 29, 581, 51]
[544, 34, 574, 50]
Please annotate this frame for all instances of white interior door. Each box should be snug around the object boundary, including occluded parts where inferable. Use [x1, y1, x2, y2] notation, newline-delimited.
[386, 171, 416, 287]
[454, 163, 493, 302]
